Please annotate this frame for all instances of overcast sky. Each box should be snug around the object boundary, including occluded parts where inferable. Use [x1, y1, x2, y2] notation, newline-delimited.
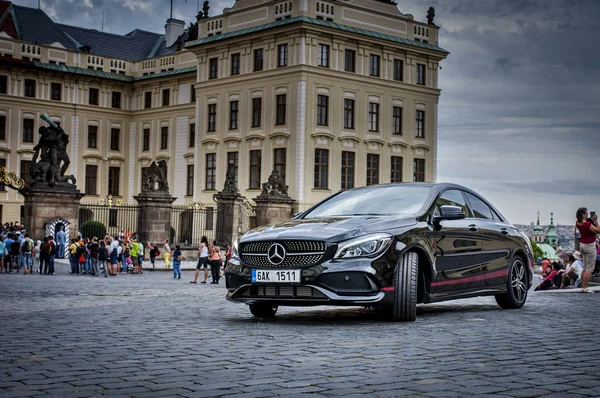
[12, 0, 600, 225]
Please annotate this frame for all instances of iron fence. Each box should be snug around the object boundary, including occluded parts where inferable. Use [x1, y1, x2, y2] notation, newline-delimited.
[170, 204, 218, 246]
[79, 202, 141, 239]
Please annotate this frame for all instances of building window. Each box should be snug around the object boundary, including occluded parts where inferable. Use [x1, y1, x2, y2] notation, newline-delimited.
[24, 79, 35, 98]
[85, 165, 97, 195]
[227, 152, 239, 189]
[108, 166, 120, 196]
[89, 87, 99, 105]
[253, 48, 263, 71]
[343, 99, 355, 129]
[162, 89, 170, 107]
[249, 150, 261, 189]
[413, 159, 425, 182]
[110, 128, 120, 151]
[392, 106, 403, 135]
[0, 75, 7, 94]
[318, 44, 329, 67]
[142, 128, 150, 151]
[229, 100, 239, 130]
[207, 104, 217, 131]
[209, 58, 218, 79]
[0, 115, 5, 140]
[189, 123, 195, 148]
[186, 164, 194, 196]
[416, 110, 425, 138]
[417, 63, 426, 85]
[23, 118, 34, 143]
[276, 94, 286, 125]
[344, 49, 356, 72]
[274, 148, 286, 182]
[391, 156, 403, 183]
[144, 91, 152, 108]
[87, 125, 98, 148]
[317, 95, 328, 126]
[394, 59, 404, 81]
[368, 102, 379, 132]
[191, 87, 196, 103]
[160, 126, 168, 149]
[20, 160, 30, 186]
[50, 82, 61, 101]
[205, 153, 216, 190]
[278, 44, 288, 67]
[341, 151, 355, 190]
[314, 149, 329, 189]
[366, 154, 379, 186]
[369, 54, 380, 77]
[252, 97, 262, 128]
[231, 53, 240, 75]
[111, 91, 121, 109]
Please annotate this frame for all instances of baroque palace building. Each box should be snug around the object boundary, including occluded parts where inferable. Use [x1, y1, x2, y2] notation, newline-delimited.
[0, 0, 448, 223]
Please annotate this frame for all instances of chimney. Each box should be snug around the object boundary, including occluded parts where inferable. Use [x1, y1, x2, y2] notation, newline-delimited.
[165, 18, 185, 48]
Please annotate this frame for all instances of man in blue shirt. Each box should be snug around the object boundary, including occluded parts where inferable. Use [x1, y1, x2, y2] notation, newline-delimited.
[4, 234, 13, 273]
[56, 227, 66, 258]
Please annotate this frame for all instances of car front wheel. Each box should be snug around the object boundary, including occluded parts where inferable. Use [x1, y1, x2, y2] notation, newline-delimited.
[249, 303, 278, 318]
[495, 257, 528, 309]
[391, 251, 418, 322]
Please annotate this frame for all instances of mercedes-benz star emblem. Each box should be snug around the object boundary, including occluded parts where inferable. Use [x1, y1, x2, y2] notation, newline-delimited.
[267, 243, 286, 265]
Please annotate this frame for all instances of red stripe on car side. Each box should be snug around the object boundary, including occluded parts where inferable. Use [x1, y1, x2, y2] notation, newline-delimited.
[430, 268, 509, 287]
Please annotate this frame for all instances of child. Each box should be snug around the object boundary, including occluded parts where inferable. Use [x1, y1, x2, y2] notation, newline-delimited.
[173, 245, 182, 279]
[148, 242, 159, 271]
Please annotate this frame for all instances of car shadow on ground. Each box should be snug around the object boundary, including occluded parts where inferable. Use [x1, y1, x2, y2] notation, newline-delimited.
[224, 302, 502, 325]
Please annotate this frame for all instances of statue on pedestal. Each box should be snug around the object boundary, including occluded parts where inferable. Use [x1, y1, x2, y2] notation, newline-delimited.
[202, 1, 210, 19]
[27, 114, 76, 188]
[427, 7, 436, 25]
[222, 162, 237, 193]
[258, 170, 289, 199]
[142, 160, 169, 193]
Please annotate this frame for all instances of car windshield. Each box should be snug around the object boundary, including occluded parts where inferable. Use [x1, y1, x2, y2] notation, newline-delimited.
[303, 185, 433, 219]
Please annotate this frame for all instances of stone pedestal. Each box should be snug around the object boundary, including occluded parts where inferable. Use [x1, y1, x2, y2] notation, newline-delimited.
[213, 191, 244, 247]
[254, 196, 295, 228]
[20, 183, 85, 241]
[134, 192, 176, 245]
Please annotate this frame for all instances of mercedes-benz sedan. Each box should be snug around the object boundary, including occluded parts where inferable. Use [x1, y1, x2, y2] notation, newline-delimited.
[225, 183, 534, 321]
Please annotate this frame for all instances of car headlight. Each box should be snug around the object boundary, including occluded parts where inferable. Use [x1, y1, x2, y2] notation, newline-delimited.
[232, 238, 240, 260]
[334, 233, 393, 260]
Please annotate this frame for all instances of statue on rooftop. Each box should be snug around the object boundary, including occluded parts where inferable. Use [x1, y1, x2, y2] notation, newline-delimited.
[427, 7, 436, 25]
[202, 1, 210, 19]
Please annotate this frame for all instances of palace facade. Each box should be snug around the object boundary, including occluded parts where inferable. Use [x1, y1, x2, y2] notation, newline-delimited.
[0, 0, 448, 222]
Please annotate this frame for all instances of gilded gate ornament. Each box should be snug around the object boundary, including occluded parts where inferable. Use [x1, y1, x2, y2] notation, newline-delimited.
[0, 165, 25, 190]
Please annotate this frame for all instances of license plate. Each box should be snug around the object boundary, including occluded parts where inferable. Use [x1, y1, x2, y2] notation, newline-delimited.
[252, 269, 301, 283]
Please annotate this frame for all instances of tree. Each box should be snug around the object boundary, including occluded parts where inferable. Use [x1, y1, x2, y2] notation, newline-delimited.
[80, 221, 107, 239]
[530, 238, 543, 262]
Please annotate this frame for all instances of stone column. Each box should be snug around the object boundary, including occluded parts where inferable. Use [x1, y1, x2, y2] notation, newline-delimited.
[213, 191, 243, 247]
[21, 184, 85, 241]
[253, 196, 294, 228]
[134, 192, 177, 245]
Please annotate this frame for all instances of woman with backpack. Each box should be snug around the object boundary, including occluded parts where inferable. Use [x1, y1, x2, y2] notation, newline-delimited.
[39, 238, 52, 275]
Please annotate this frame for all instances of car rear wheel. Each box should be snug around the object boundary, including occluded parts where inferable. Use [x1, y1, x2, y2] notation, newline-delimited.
[249, 303, 278, 318]
[391, 251, 418, 322]
[495, 257, 528, 309]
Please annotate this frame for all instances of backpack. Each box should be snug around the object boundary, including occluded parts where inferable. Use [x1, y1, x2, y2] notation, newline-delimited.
[111, 246, 118, 256]
[50, 242, 58, 256]
[76, 244, 85, 256]
[24, 239, 32, 252]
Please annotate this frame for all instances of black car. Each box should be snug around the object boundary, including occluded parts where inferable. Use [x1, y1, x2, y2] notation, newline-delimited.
[225, 183, 534, 321]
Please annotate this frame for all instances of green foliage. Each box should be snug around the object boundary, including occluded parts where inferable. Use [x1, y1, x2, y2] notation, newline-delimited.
[530, 238, 543, 261]
[170, 226, 175, 245]
[80, 221, 107, 239]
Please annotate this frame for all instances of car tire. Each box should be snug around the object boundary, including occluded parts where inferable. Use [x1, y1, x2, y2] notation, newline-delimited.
[391, 251, 418, 322]
[495, 257, 528, 309]
[249, 303, 278, 318]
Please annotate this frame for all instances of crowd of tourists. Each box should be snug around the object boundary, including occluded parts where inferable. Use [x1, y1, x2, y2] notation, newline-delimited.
[0, 222, 57, 275]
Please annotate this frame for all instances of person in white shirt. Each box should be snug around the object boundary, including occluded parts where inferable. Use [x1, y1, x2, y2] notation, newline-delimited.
[560, 252, 584, 288]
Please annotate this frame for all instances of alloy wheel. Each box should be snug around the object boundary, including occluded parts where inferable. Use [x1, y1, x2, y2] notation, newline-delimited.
[511, 260, 527, 303]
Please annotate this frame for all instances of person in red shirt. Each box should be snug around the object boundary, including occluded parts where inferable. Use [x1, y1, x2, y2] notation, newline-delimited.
[576, 207, 600, 293]
[541, 258, 550, 272]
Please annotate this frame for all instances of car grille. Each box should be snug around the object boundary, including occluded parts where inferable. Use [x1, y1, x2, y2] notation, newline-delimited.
[239, 240, 327, 268]
[237, 285, 328, 300]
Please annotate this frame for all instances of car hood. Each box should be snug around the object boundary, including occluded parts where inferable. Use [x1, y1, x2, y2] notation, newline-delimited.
[240, 216, 418, 243]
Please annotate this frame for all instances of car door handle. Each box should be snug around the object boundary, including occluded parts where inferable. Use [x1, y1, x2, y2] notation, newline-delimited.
[500, 228, 509, 235]
[468, 224, 479, 232]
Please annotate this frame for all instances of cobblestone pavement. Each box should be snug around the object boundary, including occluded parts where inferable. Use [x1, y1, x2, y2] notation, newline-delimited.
[1, 261, 600, 398]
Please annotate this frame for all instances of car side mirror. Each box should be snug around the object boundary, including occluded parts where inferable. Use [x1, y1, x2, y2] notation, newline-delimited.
[434, 205, 466, 222]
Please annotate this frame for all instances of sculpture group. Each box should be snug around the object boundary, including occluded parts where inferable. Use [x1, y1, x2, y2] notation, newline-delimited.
[141, 160, 170, 193]
[28, 115, 76, 188]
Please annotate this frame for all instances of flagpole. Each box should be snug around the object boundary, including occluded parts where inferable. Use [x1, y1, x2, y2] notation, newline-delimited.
[170, 0, 173, 19]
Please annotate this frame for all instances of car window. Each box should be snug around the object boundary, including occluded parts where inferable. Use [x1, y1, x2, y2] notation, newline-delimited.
[433, 189, 469, 217]
[464, 192, 494, 220]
